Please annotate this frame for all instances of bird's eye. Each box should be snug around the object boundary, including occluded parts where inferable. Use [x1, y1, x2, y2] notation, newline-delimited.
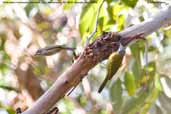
[35, 49, 42, 55]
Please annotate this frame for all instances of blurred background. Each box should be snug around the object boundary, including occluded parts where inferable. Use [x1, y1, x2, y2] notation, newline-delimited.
[0, 0, 171, 114]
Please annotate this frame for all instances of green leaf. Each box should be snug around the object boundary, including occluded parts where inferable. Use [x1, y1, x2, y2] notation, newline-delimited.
[139, 61, 156, 87]
[130, 41, 146, 85]
[0, 63, 9, 75]
[154, 74, 162, 91]
[79, 4, 95, 37]
[79, 0, 104, 42]
[63, 0, 80, 10]
[106, 0, 118, 4]
[24, 2, 37, 17]
[146, 62, 156, 76]
[130, 41, 145, 63]
[3, 0, 12, 2]
[111, 2, 127, 21]
[121, 74, 161, 114]
[110, 79, 123, 114]
[131, 60, 141, 85]
[64, 97, 75, 111]
[121, 0, 138, 8]
[139, 74, 162, 114]
[121, 92, 148, 114]
[77, 95, 87, 107]
[124, 71, 136, 96]
[106, 2, 127, 32]
[117, 15, 125, 31]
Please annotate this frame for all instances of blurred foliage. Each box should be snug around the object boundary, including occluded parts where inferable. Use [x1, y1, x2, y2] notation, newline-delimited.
[0, 0, 171, 114]
[124, 71, 136, 96]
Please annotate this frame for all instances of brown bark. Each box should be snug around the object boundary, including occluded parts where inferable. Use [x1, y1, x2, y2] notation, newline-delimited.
[15, 64, 44, 100]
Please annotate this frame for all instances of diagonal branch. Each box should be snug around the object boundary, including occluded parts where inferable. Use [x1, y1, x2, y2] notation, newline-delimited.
[22, 6, 171, 114]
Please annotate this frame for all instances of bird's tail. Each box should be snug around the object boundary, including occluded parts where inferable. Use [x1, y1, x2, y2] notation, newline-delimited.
[98, 76, 109, 93]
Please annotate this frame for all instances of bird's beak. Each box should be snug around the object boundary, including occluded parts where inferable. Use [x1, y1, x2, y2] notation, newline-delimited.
[35, 50, 41, 56]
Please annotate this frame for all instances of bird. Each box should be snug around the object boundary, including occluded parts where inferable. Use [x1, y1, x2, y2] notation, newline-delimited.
[35, 45, 75, 56]
[98, 49, 125, 93]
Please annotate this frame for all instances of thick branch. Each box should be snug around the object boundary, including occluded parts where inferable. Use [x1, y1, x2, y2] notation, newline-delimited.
[22, 7, 171, 114]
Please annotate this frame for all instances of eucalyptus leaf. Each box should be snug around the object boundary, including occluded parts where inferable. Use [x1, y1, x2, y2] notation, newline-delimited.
[121, 74, 161, 114]
[124, 71, 136, 96]
[63, 0, 80, 10]
[110, 79, 123, 114]
[121, 0, 138, 8]
[79, 0, 104, 42]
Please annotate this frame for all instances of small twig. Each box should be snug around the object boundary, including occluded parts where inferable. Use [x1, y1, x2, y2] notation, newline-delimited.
[66, 86, 76, 96]
[144, 40, 149, 68]
[67, 73, 85, 96]
[86, 0, 105, 45]
[0, 85, 19, 93]
[147, 0, 169, 5]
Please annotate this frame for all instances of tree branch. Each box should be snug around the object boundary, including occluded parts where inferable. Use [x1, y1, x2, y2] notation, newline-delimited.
[22, 6, 171, 114]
